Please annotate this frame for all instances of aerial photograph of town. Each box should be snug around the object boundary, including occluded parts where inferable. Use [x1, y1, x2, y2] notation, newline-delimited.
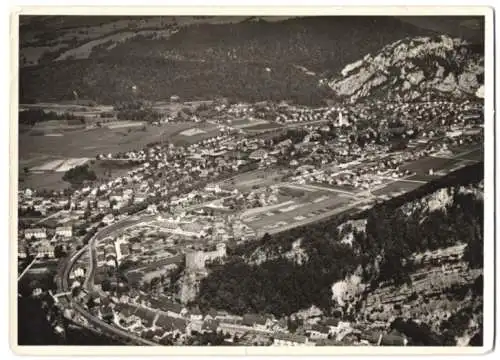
[14, 12, 487, 351]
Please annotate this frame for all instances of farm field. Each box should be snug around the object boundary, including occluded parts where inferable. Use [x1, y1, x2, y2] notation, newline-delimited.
[372, 179, 422, 197]
[170, 122, 223, 146]
[309, 181, 362, 195]
[220, 168, 288, 192]
[400, 156, 463, 175]
[18, 122, 196, 190]
[245, 192, 352, 233]
[28, 120, 87, 134]
[104, 121, 146, 129]
[243, 122, 284, 132]
[407, 173, 440, 182]
[20, 159, 139, 191]
[19, 122, 195, 169]
[228, 118, 271, 129]
[397, 143, 483, 183]
[30, 157, 91, 173]
[455, 148, 483, 162]
[20, 171, 70, 191]
[264, 197, 361, 236]
[435, 159, 477, 175]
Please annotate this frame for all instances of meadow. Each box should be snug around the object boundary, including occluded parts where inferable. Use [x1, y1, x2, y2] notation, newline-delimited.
[18, 122, 195, 190]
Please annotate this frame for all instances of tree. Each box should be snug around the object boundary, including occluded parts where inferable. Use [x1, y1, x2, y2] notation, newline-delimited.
[101, 279, 112, 292]
[62, 164, 97, 185]
[463, 220, 483, 269]
[469, 329, 483, 346]
[262, 233, 272, 243]
[54, 245, 66, 258]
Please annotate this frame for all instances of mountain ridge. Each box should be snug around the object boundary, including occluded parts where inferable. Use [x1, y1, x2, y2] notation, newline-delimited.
[19, 16, 438, 105]
[19, 16, 484, 105]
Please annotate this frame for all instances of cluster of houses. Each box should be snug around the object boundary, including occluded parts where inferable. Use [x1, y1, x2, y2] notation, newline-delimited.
[20, 225, 74, 259]
[18, 188, 70, 217]
[65, 254, 412, 347]
[292, 148, 417, 191]
[215, 101, 350, 127]
[71, 283, 376, 346]
[348, 99, 483, 138]
[19, 103, 482, 263]
[271, 106, 349, 127]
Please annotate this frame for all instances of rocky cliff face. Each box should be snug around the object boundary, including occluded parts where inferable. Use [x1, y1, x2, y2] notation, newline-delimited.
[247, 237, 309, 266]
[399, 181, 484, 216]
[325, 35, 484, 103]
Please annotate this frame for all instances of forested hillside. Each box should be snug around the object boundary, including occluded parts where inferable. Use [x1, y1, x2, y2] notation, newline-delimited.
[20, 16, 435, 105]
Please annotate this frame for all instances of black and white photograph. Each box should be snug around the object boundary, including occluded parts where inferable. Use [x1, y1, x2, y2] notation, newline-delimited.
[11, 7, 493, 355]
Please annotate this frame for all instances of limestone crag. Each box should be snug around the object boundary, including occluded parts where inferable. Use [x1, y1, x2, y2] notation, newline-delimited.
[325, 35, 484, 103]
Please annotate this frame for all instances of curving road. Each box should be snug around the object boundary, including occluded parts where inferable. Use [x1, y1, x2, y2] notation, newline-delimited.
[60, 212, 158, 346]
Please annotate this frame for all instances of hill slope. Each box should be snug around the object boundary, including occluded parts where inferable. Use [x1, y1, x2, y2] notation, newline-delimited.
[20, 16, 436, 105]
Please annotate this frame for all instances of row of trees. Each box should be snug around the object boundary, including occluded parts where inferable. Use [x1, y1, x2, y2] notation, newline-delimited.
[19, 109, 85, 126]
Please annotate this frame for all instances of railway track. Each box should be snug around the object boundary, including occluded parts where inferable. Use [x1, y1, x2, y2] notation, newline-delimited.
[59, 214, 158, 346]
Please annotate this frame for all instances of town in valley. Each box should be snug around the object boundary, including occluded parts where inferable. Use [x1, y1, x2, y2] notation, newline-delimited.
[16, 15, 485, 348]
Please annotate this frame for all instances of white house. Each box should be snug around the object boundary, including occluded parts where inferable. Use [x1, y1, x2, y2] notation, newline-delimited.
[18, 242, 28, 259]
[133, 195, 146, 204]
[109, 195, 123, 203]
[189, 308, 204, 321]
[249, 149, 268, 161]
[308, 324, 330, 340]
[102, 214, 115, 225]
[205, 183, 222, 194]
[36, 241, 55, 258]
[24, 228, 47, 240]
[55, 226, 73, 238]
[272, 333, 313, 346]
[73, 267, 85, 278]
[97, 200, 111, 210]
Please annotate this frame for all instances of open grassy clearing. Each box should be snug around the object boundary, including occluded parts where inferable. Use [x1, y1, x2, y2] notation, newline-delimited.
[19, 122, 195, 168]
[407, 173, 440, 182]
[400, 156, 463, 175]
[455, 148, 483, 161]
[309, 181, 361, 194]
[219, 168, 287, 192]
[245, 193, 351, 230]
[20, 171, 70, 191]
[243, 122, 284, 132]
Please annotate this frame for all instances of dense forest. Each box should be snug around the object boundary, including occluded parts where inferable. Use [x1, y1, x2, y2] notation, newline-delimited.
[196, 163, 484, 316]
[113, 100, 163, 122]
[19, 17, 435, 105]
[20, 58, 332, 106]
